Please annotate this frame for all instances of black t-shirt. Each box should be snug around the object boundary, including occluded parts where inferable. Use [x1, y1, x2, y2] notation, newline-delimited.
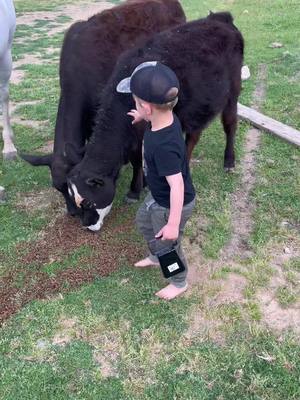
[143, 114, 195, 208]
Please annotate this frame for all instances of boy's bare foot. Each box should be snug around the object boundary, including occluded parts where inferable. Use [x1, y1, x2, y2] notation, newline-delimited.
[155, 283, 188, 300]
[134, 256, 159, 268]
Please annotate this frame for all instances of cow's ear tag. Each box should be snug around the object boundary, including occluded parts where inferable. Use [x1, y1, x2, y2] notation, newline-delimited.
[86, 178, 104, 187]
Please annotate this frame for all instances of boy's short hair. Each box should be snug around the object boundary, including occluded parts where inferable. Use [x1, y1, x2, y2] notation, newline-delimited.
[152, 89, 178, 111]
[116, 61, 179, 105]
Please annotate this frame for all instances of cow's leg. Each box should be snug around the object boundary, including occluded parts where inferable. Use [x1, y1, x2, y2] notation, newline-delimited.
[126, 126, 145, 203]
[0, 50, 17, 160]
[185, 131, 201, 163]
[222, 98, 238, 172]
[126, 151, 144, 203]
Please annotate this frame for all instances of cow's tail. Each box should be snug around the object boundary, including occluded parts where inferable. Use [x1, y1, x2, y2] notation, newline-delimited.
[21, 153, 53, 167]
[207, 11, 234, 25]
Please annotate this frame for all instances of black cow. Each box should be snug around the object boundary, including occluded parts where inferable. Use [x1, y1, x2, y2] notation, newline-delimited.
[21, 0, 186, 215]
[67, 11, 244, 231]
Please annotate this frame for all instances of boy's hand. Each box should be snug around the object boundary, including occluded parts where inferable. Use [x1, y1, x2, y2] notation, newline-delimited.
[127, 109, 143, 124]
[156, 224, 179, 241]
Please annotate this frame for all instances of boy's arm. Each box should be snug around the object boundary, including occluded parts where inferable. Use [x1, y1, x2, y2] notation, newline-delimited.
[155, 172, 184, 241]
[127, 109, 143, 124]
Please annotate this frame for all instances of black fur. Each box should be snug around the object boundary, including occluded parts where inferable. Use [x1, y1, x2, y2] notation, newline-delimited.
[21, 0, 186, 217]
[68, 11, 244, 228]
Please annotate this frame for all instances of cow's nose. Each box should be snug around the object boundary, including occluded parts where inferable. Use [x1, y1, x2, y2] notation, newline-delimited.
[87, 220, 103, 232]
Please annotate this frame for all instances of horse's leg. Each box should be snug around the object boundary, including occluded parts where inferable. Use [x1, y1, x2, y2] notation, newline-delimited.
[1, 50, 17, 160]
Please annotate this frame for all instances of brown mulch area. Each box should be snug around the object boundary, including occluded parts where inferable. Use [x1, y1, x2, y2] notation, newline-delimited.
[0, 208, 144, 324]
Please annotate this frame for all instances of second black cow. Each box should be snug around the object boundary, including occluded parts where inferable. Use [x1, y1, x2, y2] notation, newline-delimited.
[67, 11, 244, 231]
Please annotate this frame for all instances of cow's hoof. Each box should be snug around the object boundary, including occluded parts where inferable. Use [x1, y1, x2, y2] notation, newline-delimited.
[125, 194, 139, 204]
[125, 196, 139, 204]
[224, 167, 235, 173]
[190, 158, 201, 164]
[0, 186, 6, 204]
[3, 150, 18, 161]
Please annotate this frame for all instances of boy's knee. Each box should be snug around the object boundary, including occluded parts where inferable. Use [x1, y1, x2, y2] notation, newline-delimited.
[135, 207, 149, 230]
[135, 207, 144, 224]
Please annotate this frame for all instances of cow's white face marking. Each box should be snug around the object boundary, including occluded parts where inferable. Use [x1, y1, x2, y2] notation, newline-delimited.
[87, 203, 112, 232]
[71, 183, 84, 207]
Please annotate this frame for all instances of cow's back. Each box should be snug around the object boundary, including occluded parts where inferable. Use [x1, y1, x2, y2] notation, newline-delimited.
[111, 16, 244, 133]
[60, 0, 186, 107]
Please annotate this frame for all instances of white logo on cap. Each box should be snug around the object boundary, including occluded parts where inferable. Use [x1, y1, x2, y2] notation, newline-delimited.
[116, 61, 158, 93]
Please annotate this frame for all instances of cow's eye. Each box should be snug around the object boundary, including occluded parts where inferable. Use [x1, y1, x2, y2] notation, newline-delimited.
[86, 177, 104, 187]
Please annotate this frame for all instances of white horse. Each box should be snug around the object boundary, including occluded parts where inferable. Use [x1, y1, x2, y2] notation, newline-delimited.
[0, 0, 17, 159]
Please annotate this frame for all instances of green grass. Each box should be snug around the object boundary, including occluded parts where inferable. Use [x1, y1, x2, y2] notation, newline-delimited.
[276, 286, 298, 308]
[239, 256, 275, 299]
[14, 0, 85, 13]
[189, 120, 247, 258]
[0, 269, 299, 399]
[0, 0, 300, 399]
[250, 136, 300, 249]
[42, 245, 94, 276]
[14, 0, 121, 13]
[285, 257, 300, 272]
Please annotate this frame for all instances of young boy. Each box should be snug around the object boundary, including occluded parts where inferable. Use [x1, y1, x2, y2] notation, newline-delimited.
[117, 61, 195, 300]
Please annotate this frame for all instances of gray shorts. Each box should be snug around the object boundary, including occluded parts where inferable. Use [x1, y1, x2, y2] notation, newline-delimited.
[136, 192, 195, 288]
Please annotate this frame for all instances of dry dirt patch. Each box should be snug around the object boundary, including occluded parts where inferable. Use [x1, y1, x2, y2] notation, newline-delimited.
[221, 64, 267, 261]
[52, 316, 78, 346]
[38, 139, 54, 153]
[10, 69, 25, 85]
[11, 1, 113, 84]
[256, 242, 300, 335]
[183, 305, 225, 346]
[16, 1, 112, 28]
[212, 273, 247, 306]
[16, 188, 63, 213]
[257, 289, 300, 336]
[13, 54, 44, 74]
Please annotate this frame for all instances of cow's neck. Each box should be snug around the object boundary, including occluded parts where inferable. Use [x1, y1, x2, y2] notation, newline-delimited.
[82, 93, 130, 177]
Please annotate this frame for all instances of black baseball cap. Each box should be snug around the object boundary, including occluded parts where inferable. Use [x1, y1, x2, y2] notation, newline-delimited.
[116, 61, 179, 105]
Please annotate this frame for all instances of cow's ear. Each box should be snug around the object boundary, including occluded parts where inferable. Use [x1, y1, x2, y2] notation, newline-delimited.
[86, 177, 105, 187]
[64, 143, 85, 165]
